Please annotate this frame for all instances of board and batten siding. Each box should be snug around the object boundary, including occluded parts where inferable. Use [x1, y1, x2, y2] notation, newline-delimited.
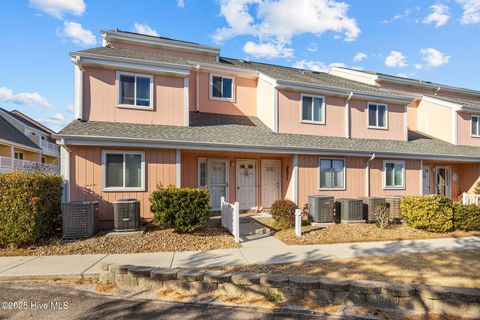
[69, 145, 177, 227]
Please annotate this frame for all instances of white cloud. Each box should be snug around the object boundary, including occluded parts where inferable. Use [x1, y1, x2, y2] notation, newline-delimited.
[213, 0, 360, 58]
[0, 87, 52, 109]
[133, 23, 159, 37]
[58, 21, 96, 46]
[420, 48, 451, 67]
[385, 50, 407, 68]
[457, 0, 480, 24]
[41, 113, 68, 127]
[382, 8, 412, 24]
[30, 0, 85, 19]
[414, 63, 423, 70]
[307, 43, 317, 52]
[292, 59, 345, 72]
[353, 52, 367, 62]
[66, 104, 74, 113]
[422, 4, 450, 27]
[243, 41, 293, 58]
[177, 0, 185, 8]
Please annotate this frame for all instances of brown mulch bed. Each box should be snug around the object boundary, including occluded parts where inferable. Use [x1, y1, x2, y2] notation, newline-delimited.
[0, 225, 240, 256]
[212, 249, 480, 288]
[254, 217, 480, 245]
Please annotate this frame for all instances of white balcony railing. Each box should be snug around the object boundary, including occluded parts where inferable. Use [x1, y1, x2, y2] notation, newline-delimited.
[39, 139, 59, 154]
[462, 193, 480, 205]
[0, 156, 58, 174]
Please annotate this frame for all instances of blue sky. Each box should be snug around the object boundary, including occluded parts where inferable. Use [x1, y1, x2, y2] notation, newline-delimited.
[0, 0, 479, 131]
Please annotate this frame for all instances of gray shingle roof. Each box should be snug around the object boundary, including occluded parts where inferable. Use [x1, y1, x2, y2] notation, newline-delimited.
[0, 114, 41, 150]
[57, 112, 480, 160]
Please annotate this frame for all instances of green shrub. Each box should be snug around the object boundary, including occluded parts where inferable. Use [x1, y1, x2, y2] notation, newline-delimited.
[271, 199, 297, 229]
[150, 185, 210, 233]
[0, 172, 62, 247]
[453, 203, 480, 231]
[400, 195, 453, 232]
[473, 181, 480, 195]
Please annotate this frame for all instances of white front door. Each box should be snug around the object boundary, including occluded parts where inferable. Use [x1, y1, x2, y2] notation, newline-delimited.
[436, 166, 451, 198]
[236, 160, 257, 210]
[261, 159, 280, 209]
[208, 159, 228, 210]
[422, 165, 432, 195]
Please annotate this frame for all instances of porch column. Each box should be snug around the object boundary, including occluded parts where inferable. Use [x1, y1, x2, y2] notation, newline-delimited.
[419, 160, 424, 195]
[292, 154, 298, 205]
[10, 145, 14, 171]
[60, 145, 70, 203]
[175, 149, 181, 188]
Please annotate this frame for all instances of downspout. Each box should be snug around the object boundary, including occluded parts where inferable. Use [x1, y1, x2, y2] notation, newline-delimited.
[58, 139, 71, 203]
[195, 65, 200, 112]
[365, 153, 376, 197]
[74, 56, 84, 121]
[345, 92, 353, 139]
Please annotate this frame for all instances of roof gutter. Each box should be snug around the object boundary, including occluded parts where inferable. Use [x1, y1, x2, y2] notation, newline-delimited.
[187, 60, 259, 78]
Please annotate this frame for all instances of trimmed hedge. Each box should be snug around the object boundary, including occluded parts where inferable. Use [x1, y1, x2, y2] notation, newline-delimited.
[400, 195, 453, 232]
[453, 203, 480, 231]
[0, 172, 62, 247]
[271, 199, 297, 230]
[150, 185, 210, 233]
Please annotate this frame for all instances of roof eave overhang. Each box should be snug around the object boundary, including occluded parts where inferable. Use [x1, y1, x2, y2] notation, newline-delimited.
[70, 52, 191, 76]
[55, 133, 480, 163]
[421, 95, 463, 111]
[0, 138, 41, 153]
[276, 80, 414, 104]
[188, 60, 259, 79]
[102, 30, 221, 56]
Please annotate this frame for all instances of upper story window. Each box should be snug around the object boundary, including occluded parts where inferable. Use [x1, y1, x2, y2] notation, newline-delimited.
[472, 115, 480, 137]
[301, 94, 325, 124]
[368, 103, 388, 129]
[319, 158, 345, 189]
[102, 150, 145, 191]
[116, 71, 154, 109]
[210, 74, 234, 101]
[383, 160, 405, 189]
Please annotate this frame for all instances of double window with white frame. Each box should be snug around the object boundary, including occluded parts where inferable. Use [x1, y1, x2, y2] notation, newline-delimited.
[319, 158, 345, 189]
[102, 150, 145, 191]
[368, 103, 388, 129]
[471, 115, 480, 137]
[383, 160, 405, 189]
[301, 94, 325, 124]
[210, 74, 234, 100]
[116, 71, 154, 109]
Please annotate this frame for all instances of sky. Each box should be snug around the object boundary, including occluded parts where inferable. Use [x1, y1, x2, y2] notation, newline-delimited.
[0, 0, 479, 132]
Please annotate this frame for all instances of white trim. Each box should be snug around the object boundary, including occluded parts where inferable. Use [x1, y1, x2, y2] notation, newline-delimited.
[452, 108, 458, 145]
[101, 150, 145, 192]
[471, 114, 480, 138]
[102, 30, 221, 55]
[236, 159, 258, 210]
[404, 104, 408, 141]
[209, 73, 235, 101]
[345, 92, 353, 138]
[367, 102, 388, 130]
[60, 145, 70, 203]
[318, 157, 346, 191]
[198, 157, 207, 188]
[292, 155, 299, 205]
[189, 60, 259, 78]
[10, 145, 14, 171]
[419, 160, 424, 195]
[74, 61, 83, 120]
[195, 66, 200, 112]
[259, 73, 277, 86]
[59, 135, 480, 163]
[176, 149, 181, 188]
[116, 71, 154, 109]
[273, 88, 278, 133]
[329, 67, 379, 86]
[183, 77, 189, 126]
[382, 160, 406, 190]
[300, 93, 326, 124]
[421, 95, 462, 111]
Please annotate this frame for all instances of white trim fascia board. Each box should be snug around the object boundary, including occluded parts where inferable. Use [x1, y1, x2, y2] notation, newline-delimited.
[452, 108, 458, 145]
[0, 138, 42, 153]
[330, 67, 379, 86]
[188, 60, 259, 78]
[404, 105, 408, 141]
[79, 57, 190, 76]
[377, 75, 480, 99]
[0, 109, 48, 136]
[292, 154, 298, 205]
[176, 149, 181, 187]
[258, 73, 277, 86]
[184, 77, 189, 126]
[74, 62, 83, 120]
[419, 159, 424, 195]
[58, 135, 480, 162]
[60, 145, 70, 203]
[102, 30, 221, 55]
[421, 95, 462, 111]
[273, 88, 279, 133]
[276, 80, 414, 104]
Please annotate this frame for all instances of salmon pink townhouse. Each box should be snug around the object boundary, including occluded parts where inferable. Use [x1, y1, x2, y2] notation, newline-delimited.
[56, 30, 480, 228]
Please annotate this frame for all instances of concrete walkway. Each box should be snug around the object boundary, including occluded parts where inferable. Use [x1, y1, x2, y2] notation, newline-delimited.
[0, 236, 479, 280]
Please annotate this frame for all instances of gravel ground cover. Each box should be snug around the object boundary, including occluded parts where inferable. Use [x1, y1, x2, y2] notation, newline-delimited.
[212, 249, 480, 287]
[0, 225, 240, 256]
[254, 218, 480, 245]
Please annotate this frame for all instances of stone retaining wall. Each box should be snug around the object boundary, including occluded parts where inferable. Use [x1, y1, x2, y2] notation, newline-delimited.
[99, 263, 480, 317]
